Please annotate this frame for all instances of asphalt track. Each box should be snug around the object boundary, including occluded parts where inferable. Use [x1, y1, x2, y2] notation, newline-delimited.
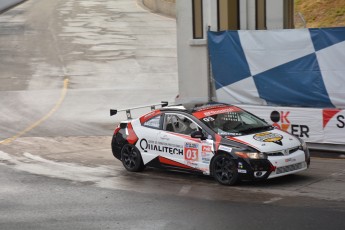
[0, 1, 344, 229]
[0, 0, 177, 141]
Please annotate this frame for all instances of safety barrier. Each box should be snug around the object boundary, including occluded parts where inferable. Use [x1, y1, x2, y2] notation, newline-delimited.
[239, 105, 345, 151]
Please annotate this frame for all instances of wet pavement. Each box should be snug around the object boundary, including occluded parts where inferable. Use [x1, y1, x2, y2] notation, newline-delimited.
[0, 1, 344, 229]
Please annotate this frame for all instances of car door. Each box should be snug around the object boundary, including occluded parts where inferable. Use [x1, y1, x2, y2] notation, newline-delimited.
[158, 113, 214, 173]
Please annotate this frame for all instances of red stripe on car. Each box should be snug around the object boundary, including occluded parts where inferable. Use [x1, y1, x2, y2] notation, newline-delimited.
[158, 156, 195, 170]
[139, 110, 161, 124]
[193, 106, 242, 119]
[227, 136, 259, 151]
[215, 134, 222, 151]
[127, 122, 138, 145]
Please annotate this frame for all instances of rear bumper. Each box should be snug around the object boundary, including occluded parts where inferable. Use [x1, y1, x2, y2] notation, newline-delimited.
[111, 135, 122, 160]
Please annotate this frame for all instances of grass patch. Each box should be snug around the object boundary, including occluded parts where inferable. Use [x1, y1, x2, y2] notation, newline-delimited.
[295, 0, 345, 28]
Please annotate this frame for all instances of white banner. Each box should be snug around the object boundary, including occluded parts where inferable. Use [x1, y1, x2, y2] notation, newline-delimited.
[238, 105, 345, 145]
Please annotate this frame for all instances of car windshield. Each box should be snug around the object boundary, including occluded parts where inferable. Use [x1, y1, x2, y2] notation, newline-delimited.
[199, 109, 272, 136]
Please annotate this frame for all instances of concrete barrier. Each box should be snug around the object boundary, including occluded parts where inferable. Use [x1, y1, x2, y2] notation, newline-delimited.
[142, 0, 176, 18]
[0, 0, 26, 13]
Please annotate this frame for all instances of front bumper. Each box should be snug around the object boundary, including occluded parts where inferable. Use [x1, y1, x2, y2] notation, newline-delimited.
[237, 149, 309, 181]
[267, 149, 308, 179]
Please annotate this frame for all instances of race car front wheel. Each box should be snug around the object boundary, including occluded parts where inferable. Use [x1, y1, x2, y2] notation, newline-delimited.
[121, 144, 145, 172]
[212, 154, 238, 186]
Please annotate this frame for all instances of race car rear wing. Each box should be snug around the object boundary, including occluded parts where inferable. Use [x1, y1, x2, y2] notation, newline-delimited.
[110, 101, 168, 119]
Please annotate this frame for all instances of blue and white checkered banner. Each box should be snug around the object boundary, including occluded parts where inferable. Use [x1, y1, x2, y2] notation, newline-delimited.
[208, 28, 345, 108]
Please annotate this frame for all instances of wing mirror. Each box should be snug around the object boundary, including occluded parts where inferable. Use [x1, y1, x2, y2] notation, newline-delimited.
[191, 130, 207, 140]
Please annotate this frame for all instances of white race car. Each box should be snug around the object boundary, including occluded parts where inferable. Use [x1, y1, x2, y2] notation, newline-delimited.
[111, 102, 310, 185]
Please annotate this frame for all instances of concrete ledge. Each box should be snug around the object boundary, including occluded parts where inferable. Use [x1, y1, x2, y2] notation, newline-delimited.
[141, 0, 176, 18]
[0, 0, 26, 13]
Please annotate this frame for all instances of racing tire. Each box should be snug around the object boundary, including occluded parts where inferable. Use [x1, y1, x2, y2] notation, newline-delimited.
[121, 144, 145, 172]
[212, 154, 238, 186]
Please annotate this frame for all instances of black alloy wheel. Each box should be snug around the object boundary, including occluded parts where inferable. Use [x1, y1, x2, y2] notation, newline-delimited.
[121, 144, 145, 172]
[212, 154, 238, 185]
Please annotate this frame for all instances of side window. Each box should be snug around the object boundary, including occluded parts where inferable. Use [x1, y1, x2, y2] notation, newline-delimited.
[164, 114, 199, 135]
[143, 115, 162, 129]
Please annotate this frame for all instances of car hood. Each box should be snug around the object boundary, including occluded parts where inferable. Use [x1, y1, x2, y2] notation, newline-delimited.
[226, 129, 301, 152]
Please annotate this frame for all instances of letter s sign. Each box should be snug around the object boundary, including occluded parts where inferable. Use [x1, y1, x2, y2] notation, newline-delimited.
[337, 115, 345, 128]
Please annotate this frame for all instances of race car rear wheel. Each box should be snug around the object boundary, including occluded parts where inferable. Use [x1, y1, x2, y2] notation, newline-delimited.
[121, 144, 145, 172]
[212, 154, 238, 186]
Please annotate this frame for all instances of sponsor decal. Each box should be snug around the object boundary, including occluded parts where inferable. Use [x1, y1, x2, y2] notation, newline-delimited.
[219, 131, 241, 136]
[201, 158, 211, 163]
[218, 145, 233, 153]
[201, 145, 213, 163]
[238, 162, 243, 169]
[193, 106, 241, 119]
[186, 160, 198, 167]
[184, 142, 199, 161]
[285, 157, 296, 163]
[238, 169, 247, 174]
[323, 109, 345, 129]
[203, 108, 240, 117]
[270, 110, 310, 138]
[140, 139, 183, 155]
[202, 145, 212, 152]
[253, 132, 283, 146]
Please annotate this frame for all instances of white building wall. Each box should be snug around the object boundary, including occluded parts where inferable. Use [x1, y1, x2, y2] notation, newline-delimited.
[176, 0, 209, 104]
[246, 0, 256, 30]
[266, 0, 284, 29]
[176, 0, 286, 104]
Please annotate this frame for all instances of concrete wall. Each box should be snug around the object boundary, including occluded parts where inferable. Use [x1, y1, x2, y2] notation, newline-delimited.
[0, 0, 26, 12]
[175, 0, 210, 104]
[142, 0, 176, 18]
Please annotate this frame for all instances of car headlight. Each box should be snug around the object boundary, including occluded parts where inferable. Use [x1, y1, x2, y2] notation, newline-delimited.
[235, 151, 267, 159]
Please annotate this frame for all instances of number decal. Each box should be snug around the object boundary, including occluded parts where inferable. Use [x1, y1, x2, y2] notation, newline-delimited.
[184, 142, 199, 161]
[185, 149, 198, 161]
[203, 117, 215, 122]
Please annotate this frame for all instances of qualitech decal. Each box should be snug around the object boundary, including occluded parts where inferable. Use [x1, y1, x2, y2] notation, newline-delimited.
[140, 139, 183, 155]
[270, 111, 309, 138]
